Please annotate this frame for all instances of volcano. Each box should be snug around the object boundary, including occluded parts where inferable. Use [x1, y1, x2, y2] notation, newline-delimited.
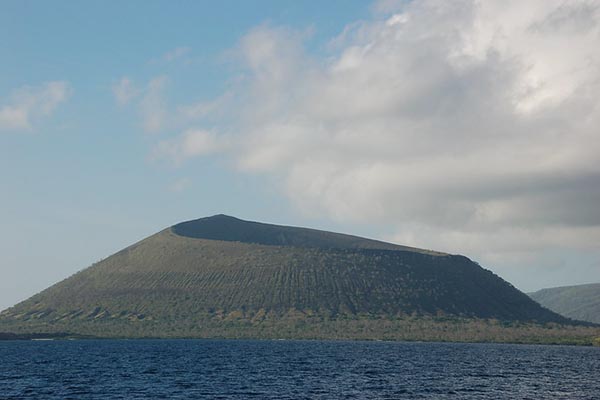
[2, 214, 589, 342]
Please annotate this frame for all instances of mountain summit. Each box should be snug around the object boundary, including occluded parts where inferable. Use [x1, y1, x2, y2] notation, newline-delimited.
[172, 214, 443, 253]
[0, 215, 589, 341]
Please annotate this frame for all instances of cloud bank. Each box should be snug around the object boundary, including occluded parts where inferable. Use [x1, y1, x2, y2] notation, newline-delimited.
[154, 0, 600, 282]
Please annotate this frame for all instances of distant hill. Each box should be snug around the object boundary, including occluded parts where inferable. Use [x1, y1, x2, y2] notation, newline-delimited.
[529, 283, 600, 324]
[1, 215, 596, 343]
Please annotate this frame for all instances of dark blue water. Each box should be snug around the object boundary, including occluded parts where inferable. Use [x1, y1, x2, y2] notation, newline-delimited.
[0, 340, 598, 399]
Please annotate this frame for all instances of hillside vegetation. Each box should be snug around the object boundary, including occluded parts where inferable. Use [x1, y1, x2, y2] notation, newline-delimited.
[529, 283, 600, 324]
[1, 215, 597, 343]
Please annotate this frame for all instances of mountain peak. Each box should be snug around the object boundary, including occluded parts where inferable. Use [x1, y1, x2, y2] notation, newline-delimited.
[208, 214, 240, 220]
[172, 214, 441, 254]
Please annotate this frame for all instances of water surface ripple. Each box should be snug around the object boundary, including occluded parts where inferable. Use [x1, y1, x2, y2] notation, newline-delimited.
[0, 340, 598, 399]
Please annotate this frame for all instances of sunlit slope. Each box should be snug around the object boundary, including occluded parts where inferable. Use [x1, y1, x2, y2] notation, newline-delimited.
[529, 283, 600, 324]
[0, 215, 572, 338]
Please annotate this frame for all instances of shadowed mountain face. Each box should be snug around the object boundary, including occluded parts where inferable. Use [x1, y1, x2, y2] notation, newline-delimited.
[0, 215, 575, 339]
[172, 214, 444, 254]
[529, 283, 600, 324]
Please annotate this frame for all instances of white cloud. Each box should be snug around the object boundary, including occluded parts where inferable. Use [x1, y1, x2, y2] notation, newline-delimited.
[112, 77, 139, 106]
[150, 1, 600, 287]
[140, 76, 168, 133]
[163, 46, 191, 62]
[153, 129, 228, 165]
[177, 91, 233, 121]
[112, 76, 168, 132]
[169, 177, 192, 193]
[0, 106, 28, 130]
[0, 81, 71, 132]
[117, 75, 220, 133]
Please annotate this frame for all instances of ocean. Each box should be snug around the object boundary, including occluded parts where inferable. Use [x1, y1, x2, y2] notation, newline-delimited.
[1, 339, 598, 399]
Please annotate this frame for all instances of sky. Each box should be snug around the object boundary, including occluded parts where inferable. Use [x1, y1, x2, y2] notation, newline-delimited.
[1, 0, 599, 311]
